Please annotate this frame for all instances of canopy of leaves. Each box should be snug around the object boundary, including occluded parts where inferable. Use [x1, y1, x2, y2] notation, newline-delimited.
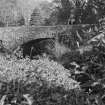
[30, 8, 44, 26]
[47, 0, 105, 25]
[0, 0, 25, 27]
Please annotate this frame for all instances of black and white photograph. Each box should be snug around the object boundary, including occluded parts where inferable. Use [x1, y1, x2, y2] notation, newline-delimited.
[0, 0, 105, 105]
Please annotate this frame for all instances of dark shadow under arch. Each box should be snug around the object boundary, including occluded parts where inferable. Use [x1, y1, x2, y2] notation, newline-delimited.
[21, 38, 56, 59]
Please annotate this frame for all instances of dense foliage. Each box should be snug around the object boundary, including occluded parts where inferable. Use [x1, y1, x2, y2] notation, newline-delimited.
[0, 53, 79, 105]
[30, 8, 44, 26]
[1, 0, 105, 105]
[46, 0, 105, 25]
[0, 24, 105, 105]
[0, 0, 25, 27]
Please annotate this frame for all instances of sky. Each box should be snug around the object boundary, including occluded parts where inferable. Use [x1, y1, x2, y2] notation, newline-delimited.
[45, 0, 53, 2]
[39, 0, 53, 2]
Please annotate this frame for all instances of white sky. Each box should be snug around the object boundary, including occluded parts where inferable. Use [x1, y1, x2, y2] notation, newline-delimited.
[46, 0, 53, 2]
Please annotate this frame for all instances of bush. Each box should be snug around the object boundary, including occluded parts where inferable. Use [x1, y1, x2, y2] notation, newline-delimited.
[0, 54, 79, 105]
[0, 55, 79, 90]
[0, 79, 81, 105]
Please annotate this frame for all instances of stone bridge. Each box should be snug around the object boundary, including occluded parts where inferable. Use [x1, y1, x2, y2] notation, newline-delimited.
[0, 24, 97, 51]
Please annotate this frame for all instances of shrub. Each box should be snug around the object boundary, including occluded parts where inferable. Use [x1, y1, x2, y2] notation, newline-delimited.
[0, 55, 79, 90]
[0, 79, 81, 105]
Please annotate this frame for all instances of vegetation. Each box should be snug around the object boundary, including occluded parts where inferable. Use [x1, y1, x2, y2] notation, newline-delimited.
[46, 0, 105, 25]
[0, 54, 79, 105]
[30, 8, 44, 26]
[1, 0, 105, 105]
[0, 0, 25, 27]
[0, 0, 55, 26]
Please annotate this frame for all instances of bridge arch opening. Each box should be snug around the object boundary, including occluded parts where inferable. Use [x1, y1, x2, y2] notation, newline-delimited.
[20, 38, 56, 59]
[14, 37, 71, 64]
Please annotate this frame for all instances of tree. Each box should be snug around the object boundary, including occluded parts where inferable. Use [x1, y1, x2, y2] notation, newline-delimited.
[0, 0, 25, 27]
[53, 0, 73, 25]
[30, 8, 44, 26]
[16, 0, 43, 26]
[73, 0, 105, 24]
[44, 8, 59, 25]
[49, 0, 105, 25]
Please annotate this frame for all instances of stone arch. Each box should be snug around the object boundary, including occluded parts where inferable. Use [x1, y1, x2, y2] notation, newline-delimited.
[20, 37, 56, 59]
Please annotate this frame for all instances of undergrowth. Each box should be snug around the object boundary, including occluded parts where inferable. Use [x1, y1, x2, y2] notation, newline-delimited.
[0, 54, 79, 105]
